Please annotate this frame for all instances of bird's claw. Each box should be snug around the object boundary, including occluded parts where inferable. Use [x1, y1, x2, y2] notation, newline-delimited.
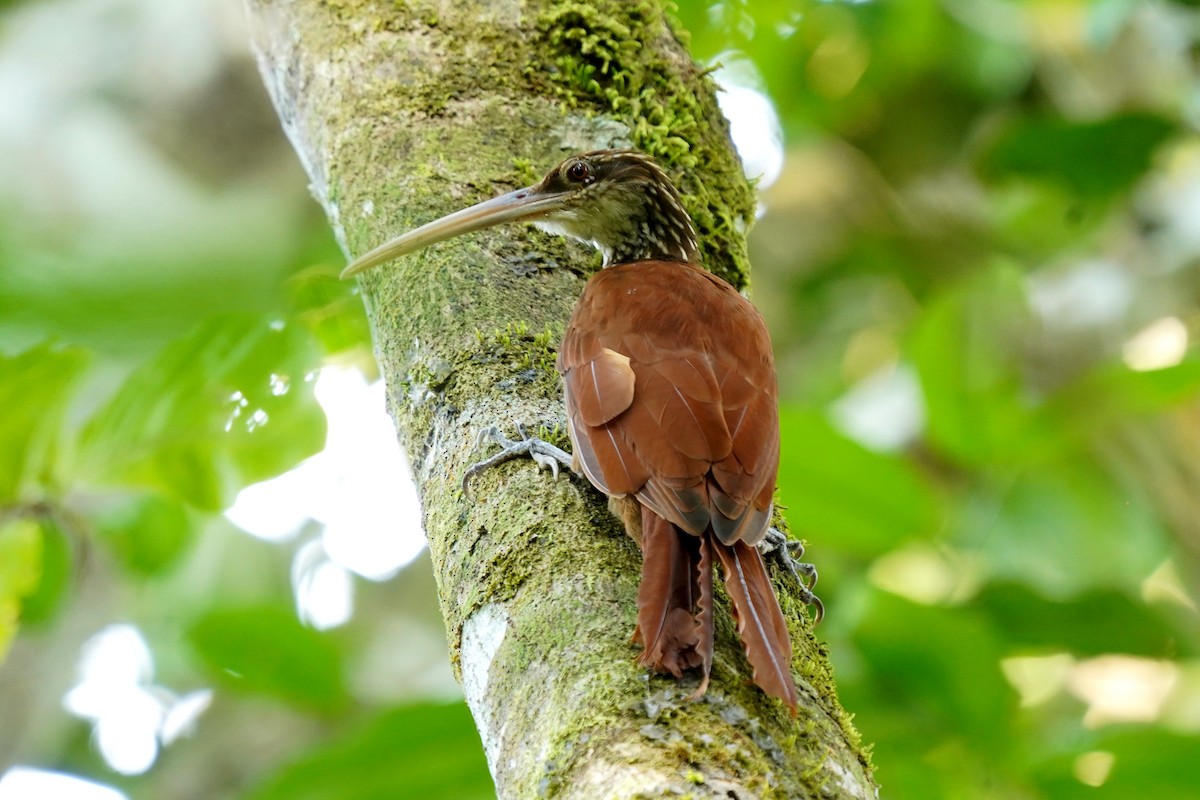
[760, 527, 825, 625]
[461, 425, 574, 499]
[530, 451, 562, 478]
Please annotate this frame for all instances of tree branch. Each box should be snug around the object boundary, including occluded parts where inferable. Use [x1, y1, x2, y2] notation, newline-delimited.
[244, 1, 876, 796]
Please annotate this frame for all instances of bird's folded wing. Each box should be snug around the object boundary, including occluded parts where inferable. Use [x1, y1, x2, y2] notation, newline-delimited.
[558, 262, 780, 545]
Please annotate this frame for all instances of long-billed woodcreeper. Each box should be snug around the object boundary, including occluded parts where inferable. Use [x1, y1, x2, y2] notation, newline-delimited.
[342, 150, 820, 711]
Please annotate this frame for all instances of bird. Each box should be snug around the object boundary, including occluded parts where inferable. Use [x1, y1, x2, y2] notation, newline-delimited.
[342, 149, 819, 711]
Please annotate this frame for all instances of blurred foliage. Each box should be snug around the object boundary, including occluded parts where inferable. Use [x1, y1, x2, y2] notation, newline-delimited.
[677, 0, 1200, 797]
[0, 0, 1198, 798]
[0, 2, 479, 796]
[244, 703, 494, 800]
[78, 315, 327, 510]
[187, 605, 349, 712]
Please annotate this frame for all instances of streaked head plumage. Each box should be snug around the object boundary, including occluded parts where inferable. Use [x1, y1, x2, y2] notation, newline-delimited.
[530, 150, 699, 267]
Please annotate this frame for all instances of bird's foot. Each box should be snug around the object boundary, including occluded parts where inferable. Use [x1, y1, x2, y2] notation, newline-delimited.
[760, 527, 825, 624]
[461, 425, 573, 498]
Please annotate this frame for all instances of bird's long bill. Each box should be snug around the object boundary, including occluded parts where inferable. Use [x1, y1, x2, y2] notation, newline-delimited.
[340, 185, 569, 278]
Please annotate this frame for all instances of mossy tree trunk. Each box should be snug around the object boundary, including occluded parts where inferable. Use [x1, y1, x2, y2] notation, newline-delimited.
[244, 1, 876, 797]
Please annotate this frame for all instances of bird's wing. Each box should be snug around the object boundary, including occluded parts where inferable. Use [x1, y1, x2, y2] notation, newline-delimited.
[558, 261, 779, 546]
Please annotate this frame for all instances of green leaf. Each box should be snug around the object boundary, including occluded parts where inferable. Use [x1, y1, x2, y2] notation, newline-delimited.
[0, 343, 89, 501]
[963, 464, 1169, 597]
[1040, 357, 1200, 441]
[909, 268, 1052, 465]
[839, 594, 1018, 799]
[94, 493, 194, 576]
[18, 515, 72, 626]
[288, 265, 372, 357]
[976, 582, 1190, 658]
[1032, 729, 1200, 800]
[246, 703, 493, 800]
[0, 518, 42, 661]
[849, 590, 1013, 744]
[978, 112, 1176, 197]
[186, 605, 346, 712]
[79, 315, 325, 511]
[777, 408, 941, 555]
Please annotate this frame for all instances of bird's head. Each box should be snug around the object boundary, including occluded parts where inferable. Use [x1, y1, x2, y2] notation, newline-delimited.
[341, 150, 699, 278]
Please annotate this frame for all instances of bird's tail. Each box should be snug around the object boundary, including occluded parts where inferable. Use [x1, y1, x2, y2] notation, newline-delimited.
[633, 508, 706, 677]
[634, 507, 797, 712]
[713, 538, 799, 712]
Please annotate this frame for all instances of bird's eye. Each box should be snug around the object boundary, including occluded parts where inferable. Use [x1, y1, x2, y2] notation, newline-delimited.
[566, 161, 591, 183]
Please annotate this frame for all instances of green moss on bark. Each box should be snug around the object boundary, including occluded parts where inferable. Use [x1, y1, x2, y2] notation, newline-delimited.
[527, 0, 757, 290]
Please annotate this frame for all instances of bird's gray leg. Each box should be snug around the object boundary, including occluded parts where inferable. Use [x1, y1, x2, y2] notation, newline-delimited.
[760, 527, 825, 624]
[461, 425, 573, 498]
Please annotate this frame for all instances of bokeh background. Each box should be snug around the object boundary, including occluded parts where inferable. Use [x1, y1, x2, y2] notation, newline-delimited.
[2, 0, 1199, 798]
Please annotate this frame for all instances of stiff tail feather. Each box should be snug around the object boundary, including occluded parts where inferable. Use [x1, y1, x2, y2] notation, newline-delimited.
[633, 507, 703, 677]
[713, 539, 799, 712]
[633, 508, 797, 712]
[689, 532, 715, 699]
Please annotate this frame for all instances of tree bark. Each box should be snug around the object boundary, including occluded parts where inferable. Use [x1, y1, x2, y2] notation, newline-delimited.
[244, 1, 876, 797]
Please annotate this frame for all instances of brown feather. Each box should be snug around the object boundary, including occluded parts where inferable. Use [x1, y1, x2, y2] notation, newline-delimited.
[713, 541, 798, 712]
[690, 532, 715, 699]
[633, 508, 703, 677]
[574, 347, 635, 427]
[564, 382, 645, 496]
